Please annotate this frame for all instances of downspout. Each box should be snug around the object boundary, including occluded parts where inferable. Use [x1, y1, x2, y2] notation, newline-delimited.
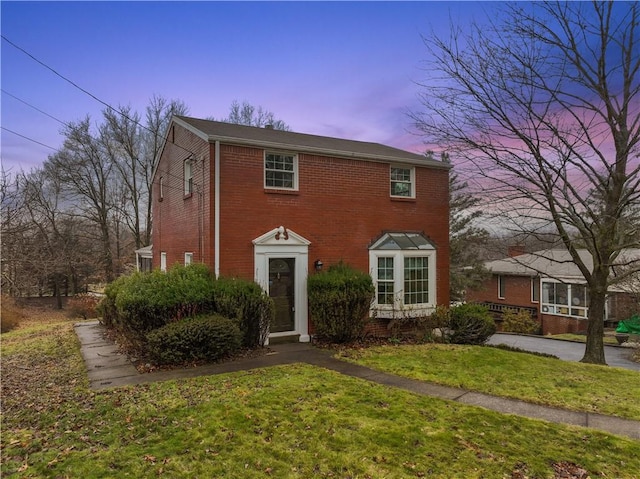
[214, 140, 221, 278]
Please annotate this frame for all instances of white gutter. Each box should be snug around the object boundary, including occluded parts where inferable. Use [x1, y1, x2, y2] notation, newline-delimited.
[214, 140, 221, 278]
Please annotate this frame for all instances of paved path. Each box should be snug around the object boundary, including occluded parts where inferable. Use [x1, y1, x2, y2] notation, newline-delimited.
[75, 321, 640, 440]
[487, 333, 640, 371]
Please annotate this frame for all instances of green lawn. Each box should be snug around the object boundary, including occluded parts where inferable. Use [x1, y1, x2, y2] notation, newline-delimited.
[336, 344, 640, 420]
[2, 317, 640, 478]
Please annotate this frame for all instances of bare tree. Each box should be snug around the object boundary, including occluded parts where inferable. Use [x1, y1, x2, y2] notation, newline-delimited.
[47, 117, 116, 282]
[414, 2, 640, 364]
[217, 100, 290, 131]
[141, 96, 189, 245]
[19, 168, 70, 308]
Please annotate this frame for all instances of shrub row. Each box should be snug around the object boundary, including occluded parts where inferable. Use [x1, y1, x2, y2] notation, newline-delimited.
[308, 262, 375, 343]
[388, 303, 496, 345]
[98, 264, 273, 350]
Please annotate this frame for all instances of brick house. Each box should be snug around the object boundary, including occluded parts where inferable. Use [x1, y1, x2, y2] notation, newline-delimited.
[467, 248, 640, 335]
[151, 116, 450, 342]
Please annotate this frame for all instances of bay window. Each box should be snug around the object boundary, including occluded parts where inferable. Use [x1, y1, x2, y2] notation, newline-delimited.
[369, 232, 436, 317]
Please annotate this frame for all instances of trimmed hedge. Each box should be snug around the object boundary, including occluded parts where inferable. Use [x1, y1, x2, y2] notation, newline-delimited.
[448, 303, 496, 345]
[212, 277, 273, 348]
[146, 314, 242, 364]
[98, 264, 273, 349]
[308, 262, 375, 343]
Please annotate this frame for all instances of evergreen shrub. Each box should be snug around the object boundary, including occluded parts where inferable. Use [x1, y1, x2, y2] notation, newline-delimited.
[146, 314, 242, 364]
[308, 262, 375, 342]
[501, 308, 539, 334]
[448, 303, 496, 345]
[212, 277, 273, 348]
[98, 264, 273, 349]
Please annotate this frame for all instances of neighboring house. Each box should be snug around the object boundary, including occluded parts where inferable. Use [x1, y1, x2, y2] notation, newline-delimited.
[134, 245, 153, 272]
[151, 116, 450, 342]
[467, 248, 640, 335]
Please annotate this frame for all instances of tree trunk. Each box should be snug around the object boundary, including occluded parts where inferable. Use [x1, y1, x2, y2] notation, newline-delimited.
[581, 289, 606, 365]
[54, 275, 63, 310]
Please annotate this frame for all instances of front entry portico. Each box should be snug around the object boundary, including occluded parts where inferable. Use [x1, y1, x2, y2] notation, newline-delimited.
[253, 226, 310, 343]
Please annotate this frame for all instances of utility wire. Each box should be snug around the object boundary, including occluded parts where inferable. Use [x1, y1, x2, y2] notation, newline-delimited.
[1, 35, 198, 159]
[1, 126, 58, 151]
[2, 89, 66, 125]
[2, 89, 198, 189]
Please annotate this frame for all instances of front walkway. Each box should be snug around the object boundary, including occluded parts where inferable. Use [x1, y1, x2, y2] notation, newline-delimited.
[75, 321, 640, 440]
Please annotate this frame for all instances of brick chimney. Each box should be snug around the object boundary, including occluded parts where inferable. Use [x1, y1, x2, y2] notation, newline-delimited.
[508, 245, 526, 257]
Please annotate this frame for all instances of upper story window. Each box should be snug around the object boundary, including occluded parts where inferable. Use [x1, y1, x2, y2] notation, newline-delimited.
[369, 232, 436, 318]
[159, 176, 164, 201]
[265, 152, 298, 190]
[541, 280, 588, 318]
[390, 166, 415, 198]
[184, 158, 193, 195]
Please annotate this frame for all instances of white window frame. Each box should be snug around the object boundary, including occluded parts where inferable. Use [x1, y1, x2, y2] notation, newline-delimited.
[184, 252, 193, 265]
[264, 151, 298, 190]
[390, 165, 415, 198]
[160, 252, 167, 272]
[184, 158, 193, 195]
[159, 176, 164, 200]
[541, 279, 588, 318]
[531, 277, 540, 303]
[498, 275, 505, 299]
[369, 249, 437, 318]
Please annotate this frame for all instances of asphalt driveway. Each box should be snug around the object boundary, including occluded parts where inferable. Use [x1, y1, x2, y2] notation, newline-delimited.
[487, 334, 640, 371]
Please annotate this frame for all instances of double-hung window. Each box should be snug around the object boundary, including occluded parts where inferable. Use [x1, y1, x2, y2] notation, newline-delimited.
[184, 252, 193, 265]
[265, 152, 297, 190]
[184, 159, 193, 195]
[541, 280, 588, 318]
[369, 232, 436, 318]
[390, 166, 415, 198]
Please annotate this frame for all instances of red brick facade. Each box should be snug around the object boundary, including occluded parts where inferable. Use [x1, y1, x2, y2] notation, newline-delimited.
[152, 118, 450, 339]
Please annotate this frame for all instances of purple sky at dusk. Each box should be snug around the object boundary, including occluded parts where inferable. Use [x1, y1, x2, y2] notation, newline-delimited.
[1, 1, 494, 174]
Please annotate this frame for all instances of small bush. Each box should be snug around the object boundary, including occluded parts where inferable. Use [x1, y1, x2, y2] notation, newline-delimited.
[1, 295, 24, 333]
[146, 314, 242, 365]
[448, 303, 496, 345]
[502, 308, 539, 334]
[67, 294, 100, 320]
[388, 305, 451, 342]
[308, 262, 374, 343]
[212, 277, 273, 348]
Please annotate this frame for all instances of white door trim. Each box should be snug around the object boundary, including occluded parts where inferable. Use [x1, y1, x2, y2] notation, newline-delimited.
[253, 226, 310, 343]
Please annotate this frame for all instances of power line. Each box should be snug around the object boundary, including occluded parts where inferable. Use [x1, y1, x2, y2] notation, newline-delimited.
[1, 35, 198, 160]
[1, 126, 57, 151]
[2, 89, 66, 125]
[2, 89, 200, 190]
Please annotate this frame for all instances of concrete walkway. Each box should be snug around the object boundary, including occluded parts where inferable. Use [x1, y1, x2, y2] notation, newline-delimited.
[75, 321, 640, 440]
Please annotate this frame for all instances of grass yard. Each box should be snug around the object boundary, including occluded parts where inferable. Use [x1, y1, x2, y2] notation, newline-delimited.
[337, 344, 640, 420]
[2, 310, 640, 478]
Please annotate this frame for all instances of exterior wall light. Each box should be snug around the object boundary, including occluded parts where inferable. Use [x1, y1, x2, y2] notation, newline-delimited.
[314, 259, 323, 272]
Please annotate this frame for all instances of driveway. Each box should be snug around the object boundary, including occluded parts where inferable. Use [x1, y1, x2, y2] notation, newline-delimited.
[487, 334, 640, 372]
